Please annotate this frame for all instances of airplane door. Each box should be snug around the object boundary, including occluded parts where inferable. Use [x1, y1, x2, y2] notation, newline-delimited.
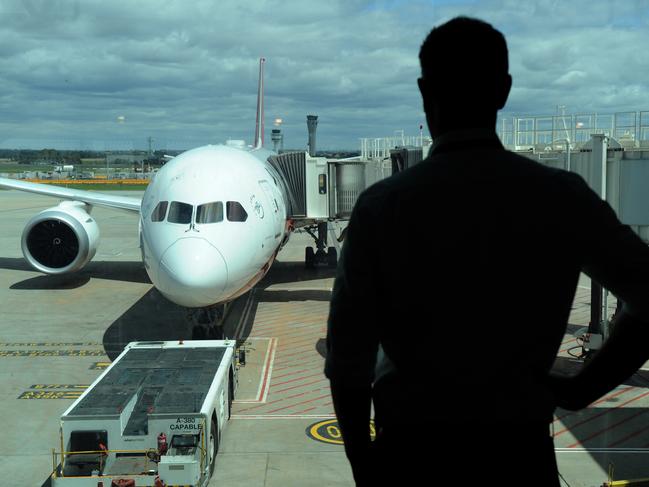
[260, 180, 281, 237]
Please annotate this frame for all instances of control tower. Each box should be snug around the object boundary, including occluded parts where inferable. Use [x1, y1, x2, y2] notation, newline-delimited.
[271, 129, 283, 152]
[307, 115, 318, 156]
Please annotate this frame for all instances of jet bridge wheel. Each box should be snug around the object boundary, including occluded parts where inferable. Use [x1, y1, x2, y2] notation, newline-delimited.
[305, 247, 315, 268]
[305, 246, 337, 268]
[327, 247, 338, 268]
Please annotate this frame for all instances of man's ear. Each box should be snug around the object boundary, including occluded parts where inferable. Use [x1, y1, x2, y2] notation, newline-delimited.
[417, 78, 428, 109]
[496, 74, 512, 110]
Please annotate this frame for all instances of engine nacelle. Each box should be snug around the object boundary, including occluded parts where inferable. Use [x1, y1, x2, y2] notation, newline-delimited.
[21, 201, 100, 274]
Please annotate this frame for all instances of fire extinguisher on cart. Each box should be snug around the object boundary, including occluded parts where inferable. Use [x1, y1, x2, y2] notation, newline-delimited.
[157, 432, 168, 455]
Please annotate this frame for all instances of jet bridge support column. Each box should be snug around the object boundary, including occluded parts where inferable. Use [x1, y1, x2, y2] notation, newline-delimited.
[316, 222, 327, 250]
[585, 134, 609, 358]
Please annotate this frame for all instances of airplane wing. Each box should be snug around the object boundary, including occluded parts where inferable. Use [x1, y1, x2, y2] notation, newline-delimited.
[0, 177, 141, 213]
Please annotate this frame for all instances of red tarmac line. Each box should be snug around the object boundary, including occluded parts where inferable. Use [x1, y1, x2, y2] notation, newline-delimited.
[273, 378, 329, 395]
[273, 367, 320, 380]
[273, 359, 324, 372]
[567, 409, 649, 448]
[271, 371, 328, 388]
[256, 338, 277, 402]
[553, 386, 636, 424]
[265, 394, 332, 414]
[554, 390, 649, 437]
[277, 324, 323, 332]
[267, 326, 321, 336]
[278, 330, 319, 337]
[608, 419, 649, 448]
[297, 407, 318, 415]
[559, 340, 580, 354]
[277, 336, 322, 349]
[273, 349, 318, 362]
[237, 387, 327, 413]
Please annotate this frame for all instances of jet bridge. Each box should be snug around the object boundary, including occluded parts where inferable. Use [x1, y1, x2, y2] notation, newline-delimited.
[268, 147, 424, 267]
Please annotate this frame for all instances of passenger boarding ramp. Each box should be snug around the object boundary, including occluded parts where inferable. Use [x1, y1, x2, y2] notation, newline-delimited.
[268, 146, 426, 267]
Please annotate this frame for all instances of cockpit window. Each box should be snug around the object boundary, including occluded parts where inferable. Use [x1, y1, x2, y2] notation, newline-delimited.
[167, 201, 193, 224]
[226, 201, 248, 222]
[196, 202, 224, 224]
[151, 201, 168, 222]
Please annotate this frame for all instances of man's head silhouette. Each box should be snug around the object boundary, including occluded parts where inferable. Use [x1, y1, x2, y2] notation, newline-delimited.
[418, 16, 512, 137]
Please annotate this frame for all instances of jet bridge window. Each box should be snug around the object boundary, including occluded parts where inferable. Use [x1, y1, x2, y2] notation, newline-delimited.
[151, 201, 168, 222]
[226, 201, 248, 222]
[196, 202, 224, 224]
[167, 201, 193, 224]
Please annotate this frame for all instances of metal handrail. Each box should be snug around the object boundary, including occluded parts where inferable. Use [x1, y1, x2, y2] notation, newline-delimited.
[51, 448, 158, 478]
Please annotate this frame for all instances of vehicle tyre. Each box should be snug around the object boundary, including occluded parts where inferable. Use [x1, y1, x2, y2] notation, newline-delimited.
[209, 419, 219, 477]
[228, 377, 234, 419]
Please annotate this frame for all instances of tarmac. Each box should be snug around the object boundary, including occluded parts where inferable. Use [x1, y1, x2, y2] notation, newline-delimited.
[1, 188, 649, 486]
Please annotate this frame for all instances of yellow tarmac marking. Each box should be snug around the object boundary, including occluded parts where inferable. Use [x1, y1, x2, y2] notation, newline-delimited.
[306, 419, 376, 445]
[18, 391, 84, 400]
[90, 362, 111, 370]
[0, 342, 101, 347]
[18, 385, 89, 399]
[30, 385, 88, 390]
[0, 350, 105, 357]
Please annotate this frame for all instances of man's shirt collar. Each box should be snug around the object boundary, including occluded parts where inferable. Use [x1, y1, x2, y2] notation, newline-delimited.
[431, 129, 504, 156]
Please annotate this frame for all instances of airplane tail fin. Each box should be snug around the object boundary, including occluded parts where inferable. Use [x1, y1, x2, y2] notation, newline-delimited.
[253, 57, 265, 150]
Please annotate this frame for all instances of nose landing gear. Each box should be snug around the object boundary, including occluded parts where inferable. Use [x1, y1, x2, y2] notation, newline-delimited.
[304, 222, 338, 269]
[188, 304, 226, 340]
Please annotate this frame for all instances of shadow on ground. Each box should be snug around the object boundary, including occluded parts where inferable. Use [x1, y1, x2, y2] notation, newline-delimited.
[2, 257, 150, 290]
[102, 287, 192, 360]
[97, 260, 334, 360]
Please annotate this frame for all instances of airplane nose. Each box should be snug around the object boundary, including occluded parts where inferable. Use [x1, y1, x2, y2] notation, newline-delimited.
[158, 238, 228, 307]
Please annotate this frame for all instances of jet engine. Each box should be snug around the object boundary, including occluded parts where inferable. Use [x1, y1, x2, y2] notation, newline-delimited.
[21, 201, 100, 274]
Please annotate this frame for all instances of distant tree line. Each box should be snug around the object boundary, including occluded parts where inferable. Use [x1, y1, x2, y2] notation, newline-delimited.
[0, 149, 171, 165]
[0, 149, 104, 165]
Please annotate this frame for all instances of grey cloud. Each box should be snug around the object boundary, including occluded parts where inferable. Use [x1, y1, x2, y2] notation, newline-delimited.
[1, 0, 649, 149]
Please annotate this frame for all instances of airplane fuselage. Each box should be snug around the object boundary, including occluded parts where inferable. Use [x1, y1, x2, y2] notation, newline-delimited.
[139, 144, 288, 307]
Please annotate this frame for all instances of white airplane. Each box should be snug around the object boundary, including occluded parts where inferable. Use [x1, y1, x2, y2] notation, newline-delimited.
[0, 59, 314, 324]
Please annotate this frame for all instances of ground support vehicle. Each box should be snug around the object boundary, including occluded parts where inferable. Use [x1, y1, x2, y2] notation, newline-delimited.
[50, 340, 238, 486]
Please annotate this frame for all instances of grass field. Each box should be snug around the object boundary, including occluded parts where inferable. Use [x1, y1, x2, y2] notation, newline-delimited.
[0, 180, 148, 191]
[0, 161, 146, 173]
[45, 183, 149, 191]
[0, 164, 38, 173]
[26, 180, 148, 190]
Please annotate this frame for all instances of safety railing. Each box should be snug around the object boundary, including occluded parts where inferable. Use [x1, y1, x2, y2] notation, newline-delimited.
[51, 448, 158, 479]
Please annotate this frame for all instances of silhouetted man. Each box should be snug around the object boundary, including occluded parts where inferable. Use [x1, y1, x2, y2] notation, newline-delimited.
[326, 16, 649, 486]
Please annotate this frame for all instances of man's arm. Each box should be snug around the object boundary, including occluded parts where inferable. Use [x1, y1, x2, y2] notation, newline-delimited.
[551, 310, 649, 410]
[550, 172, 649, 410]
[325, 195, 380, 482]
[329, 382, 373, 482]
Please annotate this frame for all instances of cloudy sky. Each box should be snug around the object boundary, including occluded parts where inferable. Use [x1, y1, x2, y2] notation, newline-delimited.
[1, 0, 648, 150]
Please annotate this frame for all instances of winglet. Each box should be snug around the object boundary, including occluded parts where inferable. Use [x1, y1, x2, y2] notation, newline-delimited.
[253, 57, 265, 149]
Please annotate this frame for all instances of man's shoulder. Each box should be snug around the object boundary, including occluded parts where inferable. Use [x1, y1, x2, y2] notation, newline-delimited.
[355, 148, 582, 214]
[355, 163, 426, 209]
[361, 148, 561, 192]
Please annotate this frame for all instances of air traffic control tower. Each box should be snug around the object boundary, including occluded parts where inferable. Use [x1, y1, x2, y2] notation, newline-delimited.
[307, 115, 318, 156]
